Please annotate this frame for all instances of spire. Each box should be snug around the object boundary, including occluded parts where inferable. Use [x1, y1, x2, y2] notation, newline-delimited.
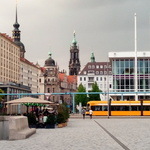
[72, 30, 77, 46]
[90, 52, 95, 62]
[12, 3, 26, 58]
[13, 4, 20, 41]
[48, 51, 52, 58]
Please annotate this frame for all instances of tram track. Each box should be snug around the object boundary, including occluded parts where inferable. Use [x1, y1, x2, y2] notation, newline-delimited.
[95, 120, 130, 150]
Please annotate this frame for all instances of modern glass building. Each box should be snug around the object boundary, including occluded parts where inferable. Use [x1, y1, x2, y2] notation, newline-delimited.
[109, 51, 150, 100]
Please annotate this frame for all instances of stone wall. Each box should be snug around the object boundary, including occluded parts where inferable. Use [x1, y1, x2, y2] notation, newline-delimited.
[0, 116, 9, 140]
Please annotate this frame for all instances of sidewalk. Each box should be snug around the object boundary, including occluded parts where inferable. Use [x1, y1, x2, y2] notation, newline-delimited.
[0, 118, 150, 150]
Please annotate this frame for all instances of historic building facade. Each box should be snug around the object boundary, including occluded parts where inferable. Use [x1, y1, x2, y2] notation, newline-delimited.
[0, 33, 20, 83]
[77, 53, 113, 100]
[69, 32, 81, 75]
[39, 52, 60, 102]
[39, 53, 77, 105]
[20, 58, 40, 94]
[0, 6, 41, 101]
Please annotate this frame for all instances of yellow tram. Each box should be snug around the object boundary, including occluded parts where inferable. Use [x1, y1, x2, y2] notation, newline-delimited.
[86, 100, 150, 116]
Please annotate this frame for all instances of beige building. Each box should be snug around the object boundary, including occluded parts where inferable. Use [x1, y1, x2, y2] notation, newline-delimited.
[0, 33, 20, 83]
[20, 58, 40, 94]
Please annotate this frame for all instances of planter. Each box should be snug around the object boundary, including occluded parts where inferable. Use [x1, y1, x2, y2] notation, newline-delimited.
[57, 123, 63, 128]
[46, 124, 55, 129]
[62, 122, 67, 127]
[29, 124, 37, 128]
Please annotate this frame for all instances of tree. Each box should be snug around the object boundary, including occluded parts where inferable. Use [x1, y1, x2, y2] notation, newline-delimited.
[75, 83, 88, 106]
[0, 89, 4, 102]
[89, 82, 102, 101]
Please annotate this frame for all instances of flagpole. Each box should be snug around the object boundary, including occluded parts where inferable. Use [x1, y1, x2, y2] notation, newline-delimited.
[134, 13, 138, 101]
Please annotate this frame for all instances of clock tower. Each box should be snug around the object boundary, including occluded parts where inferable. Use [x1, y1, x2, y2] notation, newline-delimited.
[69, 32, 81, 75]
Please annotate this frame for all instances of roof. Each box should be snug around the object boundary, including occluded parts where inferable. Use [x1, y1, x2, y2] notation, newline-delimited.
[20, 58, 39, 69]
[5, 97, 54, 104]
[58, 73, 77, 84]
[0, 33, 13, 42]
[58, 73, 65, 82]
[79, 62, 112, 75]
[67, 75, 77, 83]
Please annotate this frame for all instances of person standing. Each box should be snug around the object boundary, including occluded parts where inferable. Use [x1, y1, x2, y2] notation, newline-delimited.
[89, 109, 93, 119]
[81, 108, 86, 119]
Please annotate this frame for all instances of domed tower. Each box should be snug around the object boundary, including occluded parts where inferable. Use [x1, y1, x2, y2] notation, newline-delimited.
[69, 31, 81, 75]
[12, 5, 25, 58]
[40, 52, 59, 102]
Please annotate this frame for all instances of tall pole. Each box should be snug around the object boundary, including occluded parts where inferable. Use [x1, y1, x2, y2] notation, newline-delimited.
[72, 94, 75, 113]
[107, 55, 110, 118]
[134, 13, 138, 101]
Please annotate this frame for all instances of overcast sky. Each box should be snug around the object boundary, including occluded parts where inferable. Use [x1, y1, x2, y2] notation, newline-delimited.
[0, 0, 150, 74]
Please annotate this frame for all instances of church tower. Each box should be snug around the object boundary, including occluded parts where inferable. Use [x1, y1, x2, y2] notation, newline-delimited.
[69, 31, 81, 75]
[12, 4, 25, 58]
[90, 52, 95, 62]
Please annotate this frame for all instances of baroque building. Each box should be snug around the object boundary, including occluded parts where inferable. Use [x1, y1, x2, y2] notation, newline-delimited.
[39, 52, 60, 102]
[77, 52, 113, 100]
[69, 32, 81, 75]
[39, 52, 77, 105]
[12, 6, 40, 95]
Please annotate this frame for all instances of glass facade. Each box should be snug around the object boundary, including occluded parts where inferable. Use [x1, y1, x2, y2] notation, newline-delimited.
[112, 59, 150, 92]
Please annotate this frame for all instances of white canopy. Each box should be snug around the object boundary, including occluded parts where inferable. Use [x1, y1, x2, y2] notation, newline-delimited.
[5, 97, 53, 104]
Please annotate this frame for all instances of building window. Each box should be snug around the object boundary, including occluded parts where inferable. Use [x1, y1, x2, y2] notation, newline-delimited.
[109, 84, 112, 88]
[96, 71, 99, 74]
[96, 77, 98, 81]
[100, 71, 103, 75]
[100, 65, 103, 68]
[109, 71, 112, 74]
[80, 77, 82, 81]
[84, 77, 86, 81]
[96, 65, 99, 69]
[104, 71, 107, 75]
[88, 65, 91, 69]
[92, 65, 95, 69]
[100, 77, 102, 81]
[83, 71, 86, 74]
[100, 84, 102, 88]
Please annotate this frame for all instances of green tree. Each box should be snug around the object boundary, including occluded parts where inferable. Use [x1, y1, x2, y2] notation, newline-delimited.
[75, 83, 88, 106]
[89, 82, 102, 101]
[0, 89, 4, 102]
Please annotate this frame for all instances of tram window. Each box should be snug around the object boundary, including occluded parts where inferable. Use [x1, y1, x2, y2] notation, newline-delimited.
[131, 106, 140, 111]
[91, 106, 102, 111]
[143, 106, 150, 111]
[111, 106, 141, 111]
[111, 106, 130, 111]
[102, 106, 107, 111]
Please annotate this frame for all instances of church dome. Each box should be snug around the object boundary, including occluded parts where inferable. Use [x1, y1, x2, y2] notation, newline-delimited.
[44, 52, 55, 66]
[14, 41, 25, 52]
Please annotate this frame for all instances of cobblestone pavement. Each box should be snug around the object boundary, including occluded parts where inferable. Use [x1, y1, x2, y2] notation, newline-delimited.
[0, 117, 150, 150]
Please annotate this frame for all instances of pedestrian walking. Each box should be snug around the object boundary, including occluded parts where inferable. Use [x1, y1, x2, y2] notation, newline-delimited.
[81, 108, 86, 119]
[89, 109, 93, 119]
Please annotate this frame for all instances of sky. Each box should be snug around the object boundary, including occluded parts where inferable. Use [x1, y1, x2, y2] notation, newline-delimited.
[0, 0, 150, 74]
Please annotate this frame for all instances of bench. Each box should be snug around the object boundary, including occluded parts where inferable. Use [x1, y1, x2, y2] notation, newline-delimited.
[9, 116, 36, 140]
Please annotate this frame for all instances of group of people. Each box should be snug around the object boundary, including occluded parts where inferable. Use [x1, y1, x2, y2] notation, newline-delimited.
[33, 107, 55, 127]
[81, 108, 93, 119]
